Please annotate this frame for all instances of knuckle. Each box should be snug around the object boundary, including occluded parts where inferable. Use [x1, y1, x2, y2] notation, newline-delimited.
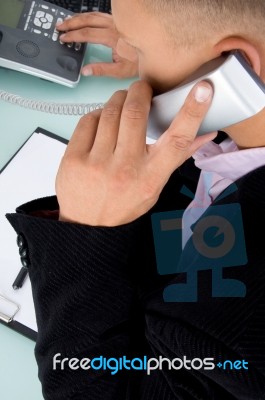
[115, 89, 127, 96]
[130, 80, 152, 97]
[89, 11, 102, 17]
[102, 104, 121, 117]
[88, 161, 104, 177]
[79, 112, 99, 125]
[130, 80, 148, 91]
[168, 133, 194, 151]
[142, 183, 160, 204]
[92, 65, 105, 76]
[124, 102, 145, 120]
[184, 104, 204, 120]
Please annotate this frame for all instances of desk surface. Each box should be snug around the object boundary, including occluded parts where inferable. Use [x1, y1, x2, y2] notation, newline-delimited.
[0, 44, 138, 167]
[0, 44, 137, 400]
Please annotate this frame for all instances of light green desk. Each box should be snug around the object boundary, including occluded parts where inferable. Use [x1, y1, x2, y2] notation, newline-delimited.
[0, 45, 136, 400]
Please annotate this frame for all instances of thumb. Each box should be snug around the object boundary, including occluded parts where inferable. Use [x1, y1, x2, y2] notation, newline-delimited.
[186, 131, 218, 158]
[82, 62, 129, 78]
[151, 81, 214, 178]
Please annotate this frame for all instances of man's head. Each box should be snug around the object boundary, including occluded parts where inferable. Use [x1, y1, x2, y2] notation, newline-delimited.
[111, 0, 265, 147]
[140, 1, 265, 50]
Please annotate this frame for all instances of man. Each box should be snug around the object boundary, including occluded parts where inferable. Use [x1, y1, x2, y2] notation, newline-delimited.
[6, 1, 265, 399]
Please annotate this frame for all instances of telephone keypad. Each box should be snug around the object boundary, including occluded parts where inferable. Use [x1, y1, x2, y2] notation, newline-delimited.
[34, 11, 53, 30]
[23, 2, 82, 51]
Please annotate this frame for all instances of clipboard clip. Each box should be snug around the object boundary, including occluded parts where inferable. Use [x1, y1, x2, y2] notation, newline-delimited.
[0, 294, 20, 323]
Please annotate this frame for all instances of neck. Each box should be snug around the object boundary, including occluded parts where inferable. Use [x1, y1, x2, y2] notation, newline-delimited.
[225, 108, 265, 149]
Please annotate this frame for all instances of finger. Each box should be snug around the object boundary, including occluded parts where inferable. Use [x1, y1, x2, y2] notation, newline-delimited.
[59, 27, 117, 47]
[115, 81, 153, 158]
[56, 12, 112, 31]
[82, 61, 138, 78]
[186, 131, 217, 157]
[150, 81, 214, 179]
[90, 90, 127, 157]
[64, 109, 102, 159]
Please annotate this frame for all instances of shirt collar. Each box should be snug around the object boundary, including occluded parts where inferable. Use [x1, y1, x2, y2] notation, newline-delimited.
[193, 137, 265, 181]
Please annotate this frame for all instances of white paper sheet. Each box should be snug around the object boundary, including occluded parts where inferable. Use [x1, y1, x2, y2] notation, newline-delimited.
[0, 130, 67, 332]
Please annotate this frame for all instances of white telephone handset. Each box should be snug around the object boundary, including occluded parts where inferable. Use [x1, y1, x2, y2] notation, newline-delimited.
[147, 51, 265, 140]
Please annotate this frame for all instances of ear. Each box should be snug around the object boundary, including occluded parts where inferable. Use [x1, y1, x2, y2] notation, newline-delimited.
[213, 37, 261, 76]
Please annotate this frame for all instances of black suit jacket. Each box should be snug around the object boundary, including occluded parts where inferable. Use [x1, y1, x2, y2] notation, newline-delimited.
[6, 156, 265, 400]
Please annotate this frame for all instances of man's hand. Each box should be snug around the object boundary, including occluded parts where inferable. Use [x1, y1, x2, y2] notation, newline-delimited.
[56, 12, 139, 78]
[56, 80, 216, 226]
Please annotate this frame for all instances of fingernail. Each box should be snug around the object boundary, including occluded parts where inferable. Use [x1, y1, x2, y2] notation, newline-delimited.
[59, 34, 65, 39]
[194, 85, 212, 103]
[82, 67, 93, 76]
[56, 20, 64, 27]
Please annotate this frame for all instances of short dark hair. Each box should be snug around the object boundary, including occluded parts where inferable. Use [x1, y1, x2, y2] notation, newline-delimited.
[140, 0, 265, 48]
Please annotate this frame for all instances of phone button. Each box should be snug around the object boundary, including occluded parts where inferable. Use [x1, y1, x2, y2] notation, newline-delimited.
[42, 22, 52, 29]
[52, 32, 59, 41]
[46, 14, 53, 23]
[36, 11, 45, 18]
[74, 43, 82, 51]
[34, 18, 42, 27]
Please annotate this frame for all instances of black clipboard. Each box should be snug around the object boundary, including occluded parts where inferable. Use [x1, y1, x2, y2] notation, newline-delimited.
[0, 127, 68, 341]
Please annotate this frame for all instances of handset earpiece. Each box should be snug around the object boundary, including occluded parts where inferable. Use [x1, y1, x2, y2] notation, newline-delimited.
[147, 51, 265, 141]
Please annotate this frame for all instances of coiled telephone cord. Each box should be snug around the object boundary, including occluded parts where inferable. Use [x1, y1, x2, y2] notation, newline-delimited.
[0, 89, 105, 115]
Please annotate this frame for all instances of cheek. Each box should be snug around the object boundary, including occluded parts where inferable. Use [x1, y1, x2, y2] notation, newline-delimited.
[138, 54, 202, 94]
[138, 62, 172, 93]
